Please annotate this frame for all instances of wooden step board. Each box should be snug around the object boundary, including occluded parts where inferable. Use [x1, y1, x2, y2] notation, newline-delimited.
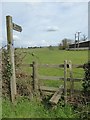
[49, 86, 64, 105]
[39, 86, 58, 92]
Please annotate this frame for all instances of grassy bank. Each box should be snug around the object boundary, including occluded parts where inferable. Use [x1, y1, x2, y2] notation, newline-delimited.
[2, 97, 77, 118]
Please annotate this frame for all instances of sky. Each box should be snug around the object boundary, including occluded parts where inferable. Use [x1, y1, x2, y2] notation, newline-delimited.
[0, 1, 89, 48]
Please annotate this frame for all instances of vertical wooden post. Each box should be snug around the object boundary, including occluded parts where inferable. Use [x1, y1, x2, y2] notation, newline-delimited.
[69, 61, 74, 99]
[74, 33, 76, 49]
[64, 60, 67, 105]
[32, 61, 38, 92]
[6, 16, 16, 103]
[0, 49, 2, 118]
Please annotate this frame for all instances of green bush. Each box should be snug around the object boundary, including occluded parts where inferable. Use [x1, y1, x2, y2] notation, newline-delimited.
[82, 62, 90, 93]
[2, 49, 12, 81]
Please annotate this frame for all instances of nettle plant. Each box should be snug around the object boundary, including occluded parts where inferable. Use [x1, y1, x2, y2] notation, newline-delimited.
[82, 62, 90, 94]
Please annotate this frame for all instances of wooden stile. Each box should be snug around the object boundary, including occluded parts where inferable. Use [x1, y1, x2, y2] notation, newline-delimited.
[30, 60, 83, 104]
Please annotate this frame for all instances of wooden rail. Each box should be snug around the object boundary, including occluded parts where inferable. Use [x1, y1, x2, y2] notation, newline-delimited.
[72, 64, 83, 68]
[39, 75, 64, 81]
[39, 76, 83, 81]
[22, 63, 84, 68]
[38, 64, 64, 68]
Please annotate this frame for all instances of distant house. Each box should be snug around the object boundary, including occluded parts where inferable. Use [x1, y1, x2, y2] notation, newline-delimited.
[68, 40, 90, 50]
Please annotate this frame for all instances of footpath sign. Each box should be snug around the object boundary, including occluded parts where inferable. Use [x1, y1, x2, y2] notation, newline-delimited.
[6, 15, 22, 103]
[13, 23, 22, 32]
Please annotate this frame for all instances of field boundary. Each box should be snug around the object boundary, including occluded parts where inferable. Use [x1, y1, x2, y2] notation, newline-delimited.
[30, 60, 84, 104]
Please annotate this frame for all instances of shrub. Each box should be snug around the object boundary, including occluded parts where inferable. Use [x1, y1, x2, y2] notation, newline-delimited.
[82, 62, 90, 94]
[2, 49, 12, 98]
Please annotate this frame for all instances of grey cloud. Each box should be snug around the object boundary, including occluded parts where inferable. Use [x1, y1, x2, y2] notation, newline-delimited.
[46, 26, 59, 32]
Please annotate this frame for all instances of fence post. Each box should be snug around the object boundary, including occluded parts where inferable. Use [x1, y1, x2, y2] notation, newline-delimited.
[32, 61, 38, 92]
[6, 16, 16, 103]
[64, 60, 67, 105]
[69, 60, 74, 99]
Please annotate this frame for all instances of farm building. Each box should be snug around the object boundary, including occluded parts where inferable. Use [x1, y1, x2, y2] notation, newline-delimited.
[68, 40, 90, 50]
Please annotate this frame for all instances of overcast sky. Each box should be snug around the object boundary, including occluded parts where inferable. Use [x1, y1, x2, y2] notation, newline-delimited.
[1, 1, 89, 48]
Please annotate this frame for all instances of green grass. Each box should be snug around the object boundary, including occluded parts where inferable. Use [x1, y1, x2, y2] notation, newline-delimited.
[15, 47, 88, 64]
[2, 97, 76, 118]
[2, 47, 88, 118]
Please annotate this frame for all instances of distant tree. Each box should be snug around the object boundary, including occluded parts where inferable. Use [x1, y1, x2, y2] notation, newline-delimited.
[81, 34, 87, 41]
[48, 45, 54, 50]
[62, 38, 68, 49]
[59, 43, 63, 50]
[28, 47, 32, 49]
[59, 38, 73, 50]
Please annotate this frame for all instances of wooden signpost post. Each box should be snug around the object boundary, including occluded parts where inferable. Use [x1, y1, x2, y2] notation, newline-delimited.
[6, 15, 22, 103]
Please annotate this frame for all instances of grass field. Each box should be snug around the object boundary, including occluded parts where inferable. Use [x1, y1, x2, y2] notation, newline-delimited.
[16, 47, 88, 89]
[2, 47, 88, 118]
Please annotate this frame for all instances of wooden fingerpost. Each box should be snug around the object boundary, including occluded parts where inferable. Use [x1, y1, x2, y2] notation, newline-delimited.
[6, 16, 16, 103]
[32, 61, 38, 93]
[64, 60, 67, 105]
[69, 60, 74, 99]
